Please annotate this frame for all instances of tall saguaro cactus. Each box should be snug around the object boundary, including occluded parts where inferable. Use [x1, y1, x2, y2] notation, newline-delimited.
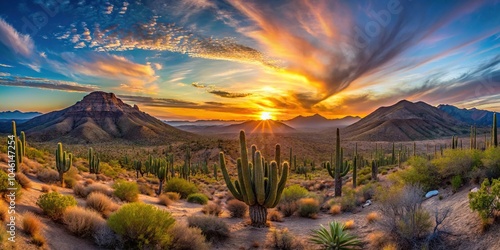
[327, 128, 349, 197]
[353, 143, 358, 188]
[11, 121, 27, 172]
[56, 142, 72, 187]
[88, 147, 100, 175]
[493, 113, 498, 148]
[219, 131, 289, 227]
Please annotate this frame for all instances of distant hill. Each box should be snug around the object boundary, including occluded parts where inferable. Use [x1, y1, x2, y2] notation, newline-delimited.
[340, 100, 469, 141]
[0, 92, 193, 144]
[283, 114, 360, 130]
[177, 120, 295, 134]
[438, 104, 498, 127]
[0, 110, 42, 121]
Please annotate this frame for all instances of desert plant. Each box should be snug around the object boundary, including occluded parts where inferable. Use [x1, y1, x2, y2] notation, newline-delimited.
[344, 220, 355, 230]
[22, 212, 42, 236]
[0, 200, 7, 221]
[15, 172, 31, 189]
[93, 223, 120, 248]
[451, 175, 462, 193]
[55, 142, 73, 187]
[86, 192, 117, 214]
[326, 128, 350, 197]
[227, 199, 248, 218]
[297, 197, 320, 218]
[187, 215, 230, 242]
[0, 170, 22, 201]
[158, 193, 172, 207]
[202, 201, 223, 216]
[278, 184, 309, 216]
[168, 223, 210, 250]
[187, 193, 209, 205]
[366, 212, 380, 223]
[310, 221, 362, 250]
[267, 228, 305, 250]
[85, 183, 113, 197]
[398, 156, 440, 192]
[63, 206, 105, 237]
[219, 131, 289, 227]
[36, 192, 77, 220]
[164, 178, 198, 198]
[36, 168, 60, 183]
[268, 209, 284, 222]
[330, 204, 342, 215]
[107, 203, 175, 248]
[31, 232, 47, 247]
[166, 192, 181, 201]
[88, 147, 100, 175]
[469, 178, 500, 222]
[113, 180, 139, 202]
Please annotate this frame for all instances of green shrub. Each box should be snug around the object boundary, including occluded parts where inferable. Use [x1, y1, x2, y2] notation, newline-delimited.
[187, 193, 209, 205]
[277, 185, 308, 217]
[482, 147, 500, 179]
[340, 188, 357, 212]
[297, 198, 320, 218]
[112, 181, 139, 202]
[187, 215, 230, 242]
[433, 149, 482, 180]
[0, 170, 22, 201]
[64, 177, 77, 189]
[164, 178, 198, 198]
[469, 178, 500, 222]
[36, 192, 77, 220]
[398, 156, 439, 192]
[310, 221, 361, 249]
[451, 175, 462, 193]
[107, 203, 175, 248]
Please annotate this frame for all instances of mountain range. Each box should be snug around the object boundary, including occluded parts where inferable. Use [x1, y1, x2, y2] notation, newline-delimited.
[175, 120, 295, 134]
[438, 104, 497, 127]
[0, 110, 42, 122]
[283, 114, 360, 130]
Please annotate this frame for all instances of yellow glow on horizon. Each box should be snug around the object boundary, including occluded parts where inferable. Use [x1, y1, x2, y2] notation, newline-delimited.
[260, 111, 272, 120]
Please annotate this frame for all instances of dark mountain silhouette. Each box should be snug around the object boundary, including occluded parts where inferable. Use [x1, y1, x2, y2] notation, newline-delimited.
[340, 100, 469, 141]
[283, 114, 360, 130]
[177, 120, 295, 134]
[1, 91, 193, 144]
[438, 104, 498, 127]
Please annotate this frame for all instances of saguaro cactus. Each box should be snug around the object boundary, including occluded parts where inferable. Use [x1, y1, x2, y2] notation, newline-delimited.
[56, 142, 72, 187]
[11, 121, 27, 172]
[219, 131, 289, 227]
[134, 160, 144, 178]
[88, 147, 100, 175]
[154, 159, 169, 195]
[353, 143, 358, 188]
[327, 128, 349, 197]
[493, 113, 498, 147]
[371, 160, 378, 181]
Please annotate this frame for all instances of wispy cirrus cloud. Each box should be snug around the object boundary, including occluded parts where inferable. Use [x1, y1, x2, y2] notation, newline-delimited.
[0, 17, 35, 57]
[0, 75, 98, 92]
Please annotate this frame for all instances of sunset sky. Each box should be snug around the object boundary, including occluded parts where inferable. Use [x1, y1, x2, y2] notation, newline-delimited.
[0, 0, 499, 120]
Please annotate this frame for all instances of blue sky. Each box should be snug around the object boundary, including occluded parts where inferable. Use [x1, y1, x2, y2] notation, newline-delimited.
[0, 0, 499, 120]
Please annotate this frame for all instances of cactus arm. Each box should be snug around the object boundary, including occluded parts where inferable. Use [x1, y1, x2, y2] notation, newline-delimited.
[271, 162, 289, 208]
[264, 161, 278, 207]
[239, 130, 255, 205]
[219, 152, 243, 200]
[254, 151, 265, 205]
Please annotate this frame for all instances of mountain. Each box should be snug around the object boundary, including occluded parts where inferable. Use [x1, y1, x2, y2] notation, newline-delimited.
[438, 104, 497, 127]
[0, 91, 193, 144]
[283, 114, 360, 130]
[341, 100, 468, 141]
[177, 120, 295, 134]
[0, 110, 42, 121]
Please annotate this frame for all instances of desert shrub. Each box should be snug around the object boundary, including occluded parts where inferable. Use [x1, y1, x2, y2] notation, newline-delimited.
[107, 203, 175, 248]
[86, 183, 113, 197]
[73, 183, 87, 197]
[86, 192, 118, 214]
[398, 156, 440, 192]
[267, 228, 305, 250]
[202, 201, 222, 216]
[0, 170, 22, 201]
[344, 220, 355, 229]
[36, 192, 77, 220]
[310, 221, 361, 249]
[138, 183, 155, 196]
[16, 173, 32, 189]
[340, 188, 357, 212]
[158, 193, 172, 207]
[482, 147, 500, 179]
[41, 184, 51, 193]
[277, 185, 309, 217]
[113, 181, 139, 202]
[382, 242, 398, 250]
[368, 231, 389, 249]
[187, 193, 209, 205]
[164, 178, 198, 198]
[330, 204, 342, 215]
[168, 223, 210, 250]
[433, 149, 482, 180]
[297, 197, 320, 218]
[357, 182, 376, 201]
[367, 212, 380, 223]
[469, 178, 500, 222]
[187, 215, 230, 242]
[451, 175, 462, 193]
[63, 177, 77, 189]
[226, 199, 248, 218]
[268, 210, 284, 222]
[32, 232, 47, 247]
[63, 206, 105, 237]
[22, 212, 42, 236]
[36, 168, 59, 183]
[166, 192, 181, 201]
[93, 223, 120, 248]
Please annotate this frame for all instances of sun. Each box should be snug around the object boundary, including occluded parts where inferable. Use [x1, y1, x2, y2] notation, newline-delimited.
[260, 112, 272, 120]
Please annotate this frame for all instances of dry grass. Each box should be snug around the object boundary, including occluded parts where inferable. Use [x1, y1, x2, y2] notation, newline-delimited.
[158, 194, 172, 207]
[165, 192, 181, 201]
[344, 220, 355, 229]
[382, 242, 398, 250]
[63, 206, 106, 237]
[86, 192, 118, 215]
[40, 184, 51, 193]
[227, 199, 248, 218]
[367, 231, 388, 249]
[16, 173, 32, 189]
[202, 202, 222, 216]
[36, 168, 59, 183]
[0, 200, 8, 221]
[366, 212, 380, 223]
[86, 183, 113, 197]
[22, 212, 43, 236]
[268, 210, 284, 222]
[73, 183, 86, 197]
[31, 232, 47, 247]
[168, 223, 209, 250]
[330, 204, 342, 215]
[50, 185, 59, 192]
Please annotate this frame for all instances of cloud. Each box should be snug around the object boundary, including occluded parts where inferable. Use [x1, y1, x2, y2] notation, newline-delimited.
[0, 75, 98, 92]
[208, 90, 252, 98]
[0, 17, 35, 57]
[0, 63, 12, 68]
[191, 82, 206, 88]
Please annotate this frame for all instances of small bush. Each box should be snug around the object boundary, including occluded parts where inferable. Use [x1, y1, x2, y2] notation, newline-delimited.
[368, 231, 388, 249]
[36, 192, 77, 220]
[107, 203, 175, 248]
[16, 173, 32, 189]
[267, 228, 305, 250]
[310, 221, 361, 249]
[0, 170, 22, 201]
[187, 215, 230, 242]
[64, 177, 77, 189]
[22, 212, 43, 236]
[268, 210, 284, 222]
[340, 188, 357, 212]
[166, 192, 181, 201]
[367, 212, 380, 223]
[32, 232, 47, 247]
[164, 178, 198, 198]
[330, 204, 342, 215]
[168, 223, 210, 250]
[398, 156, 440, 192]
[113, 181, 139, 202]
[82, 183, 113, 197]
[382, 242, 398, 250]
[277, 201, 298, 217]
[86, 192, 118, 215]
[297, 198, 320, 218]
[344, 220, 355, 229]
[281, 185, 309, 202]
[187, 193, 209, 205]
[226, 199, 248, 218]
[36, 168, 59, 183]
[63, 207, 105, 237]
[158, 194, 172, 207]
[93, 224, 120, 248]
[451, 175, 462, 193]
[433, 149, 482, 180]
[202, 202, 222, 216]
[469, 178, 500, 222]
[41, 184, 51, 193]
